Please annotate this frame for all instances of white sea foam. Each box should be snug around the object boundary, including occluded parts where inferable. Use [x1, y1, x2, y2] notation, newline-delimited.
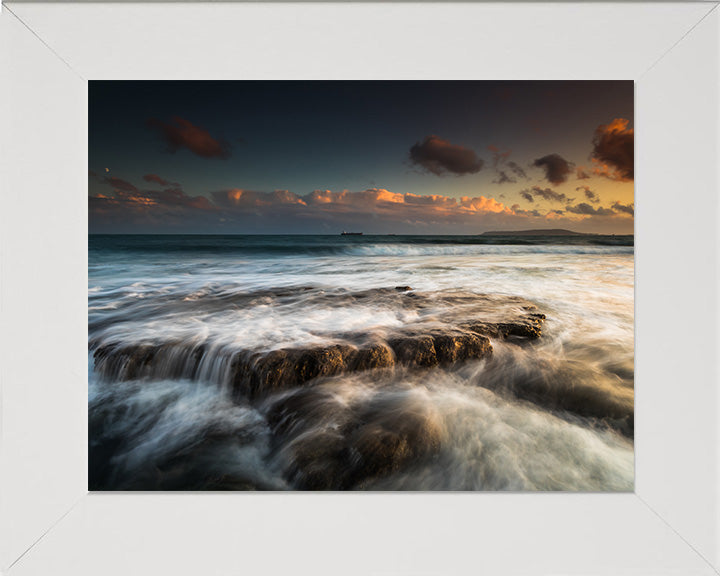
[88, 237, 634, 490]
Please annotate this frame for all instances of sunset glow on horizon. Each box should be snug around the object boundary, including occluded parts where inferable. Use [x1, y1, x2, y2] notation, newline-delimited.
[89, 81, 634, 235]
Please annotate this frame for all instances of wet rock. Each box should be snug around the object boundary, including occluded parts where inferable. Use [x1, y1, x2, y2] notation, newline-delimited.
[233, 343, 394, 400]
[284, 431, 352, 490]
[267, 388, 331, 437]
[346, 396, 445, 487]
[232, 345, 356, 399]
[265, 388, 358, 489]
[496, 320, 543, 339]
[93, 341, 210, 382]
[92, 289, 547, 402]
[232, 349, 296, 398]
[389, 336, 438, 367]
[352, 343, 395, 371]
[462, 322, 503, 339]
[464, 314, 544, 340]
[387, 332, 491, 367]
[93, 343, 157, 381]
[265, 386, 446, 489]
[432, 332, 492, 363]
[295, 345, 353, 383]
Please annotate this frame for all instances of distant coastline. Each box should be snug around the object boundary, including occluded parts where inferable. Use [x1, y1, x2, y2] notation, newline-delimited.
[482, 228, 588, 237]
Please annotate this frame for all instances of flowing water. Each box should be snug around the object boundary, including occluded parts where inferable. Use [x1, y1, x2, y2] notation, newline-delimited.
[88, 234, 634, 491]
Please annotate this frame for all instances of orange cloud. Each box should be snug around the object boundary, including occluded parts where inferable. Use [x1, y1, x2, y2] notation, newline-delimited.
[576, 167, 591, 180]
[459, 196, 509, 214]
[307, 190, 335, 204]
[365, 189, 405, 204]
[591, 118, 633, 181]
[305, 189, 432, 210]
[91, 175, 215, 215]
[211, 187, 518, 223]
[304, 189, 504, 215]
[220, 189, 307, 207]
[91, 172, 634, 235]
[545, 210, 569, 221]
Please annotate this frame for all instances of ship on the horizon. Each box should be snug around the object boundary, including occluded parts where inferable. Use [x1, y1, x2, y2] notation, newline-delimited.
[341, 231, 363, 236]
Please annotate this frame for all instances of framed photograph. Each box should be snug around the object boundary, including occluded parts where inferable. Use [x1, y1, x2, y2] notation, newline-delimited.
[1, 2, 718, 575]
[87, 78, 636, 495]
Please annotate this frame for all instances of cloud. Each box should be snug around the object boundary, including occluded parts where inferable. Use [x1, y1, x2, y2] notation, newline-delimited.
[565, 203, 615, 216]
[576, 167, 591, 180]
[97, 175, 213, 214]
[90, 173, 634, 235]
[211, 187, 510, 219]
[458, 195, 509, 213]
[576, 185, 600, 203]
[212, 188, 307, 209]
[532, 153, 574, 185]
[302, 189, 406, 212]
[144, 174, 178, 187]
[488, 145, 511, 169]
[532, 186, 570, 203]
[507, 161, 528, 180]
[103, 176, 138, 193]
[487, 146, 528, 184]
[409, 135, 483, 176]
[493, 171, 516, 185]
[521, 186, 571, 204]
[147, 116, 232, 159]
[612, 201, 634, 216]
[151, 187, 215, 211]
[405, 193, 459, 208]
[91, 176, 216, 220]
[591, 118, 634, 181]
[510, 204, 541, 217]
[90, 188, 215, 214]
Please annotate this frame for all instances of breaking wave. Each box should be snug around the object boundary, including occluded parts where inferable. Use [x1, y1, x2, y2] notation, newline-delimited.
[89, 234, 634, 491]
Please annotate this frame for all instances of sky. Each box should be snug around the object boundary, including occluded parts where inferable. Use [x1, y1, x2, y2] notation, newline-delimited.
[89, 81, 634, 235]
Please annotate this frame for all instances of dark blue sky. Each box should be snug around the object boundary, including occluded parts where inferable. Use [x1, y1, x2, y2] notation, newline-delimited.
[89, 81, 634, 234]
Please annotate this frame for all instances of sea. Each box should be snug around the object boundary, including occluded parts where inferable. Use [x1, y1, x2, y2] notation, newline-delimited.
[88, 234, 634, 491]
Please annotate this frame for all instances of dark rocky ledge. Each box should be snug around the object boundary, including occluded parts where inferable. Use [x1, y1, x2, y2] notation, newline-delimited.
[230, 330, 496, 400]
[92, 292, 546, 401]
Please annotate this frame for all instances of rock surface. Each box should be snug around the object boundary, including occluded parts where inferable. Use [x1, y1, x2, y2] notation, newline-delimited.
[265, 386, 446, 489]
[92, 289, 546, 401]
[229, 331, 496, 399]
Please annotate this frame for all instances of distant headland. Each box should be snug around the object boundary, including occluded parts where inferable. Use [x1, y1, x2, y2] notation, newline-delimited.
[481, 229, 587, 237]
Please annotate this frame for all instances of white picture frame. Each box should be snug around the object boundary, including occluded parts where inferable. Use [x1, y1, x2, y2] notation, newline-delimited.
[1, 2, 718, 575]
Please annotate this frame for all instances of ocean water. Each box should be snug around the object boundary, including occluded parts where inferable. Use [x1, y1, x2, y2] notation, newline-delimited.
[88, 234, 634, 491]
